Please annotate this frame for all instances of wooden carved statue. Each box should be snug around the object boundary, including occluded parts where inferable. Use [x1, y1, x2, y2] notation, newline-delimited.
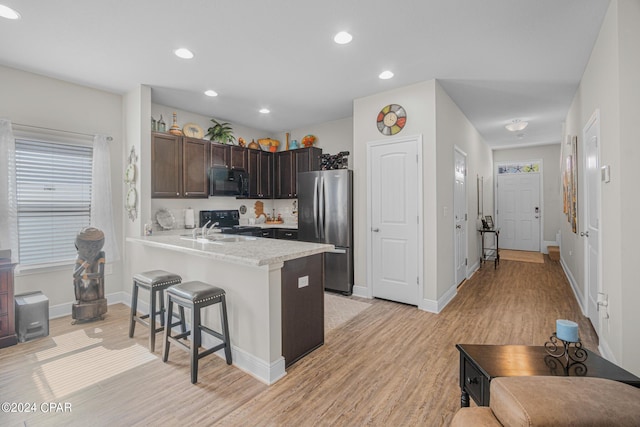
[72, 227, 107, 322]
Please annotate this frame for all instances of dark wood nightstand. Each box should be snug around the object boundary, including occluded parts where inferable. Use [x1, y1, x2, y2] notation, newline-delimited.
[456, 344, 640, 407]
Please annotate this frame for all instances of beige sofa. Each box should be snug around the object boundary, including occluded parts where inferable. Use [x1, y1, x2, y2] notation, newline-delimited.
[450, 376, 640, 426]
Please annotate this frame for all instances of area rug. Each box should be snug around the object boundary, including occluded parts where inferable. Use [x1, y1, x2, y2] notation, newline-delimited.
[324, 293, 372, 332]
[500, 249, 544, 264]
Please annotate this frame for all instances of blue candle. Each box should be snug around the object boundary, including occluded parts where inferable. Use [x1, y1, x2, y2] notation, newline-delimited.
[556, 319, 579, 342]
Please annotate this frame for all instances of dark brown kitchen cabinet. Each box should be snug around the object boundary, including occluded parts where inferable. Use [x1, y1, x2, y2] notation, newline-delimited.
[0, 258, 17, 349]
[182, 137, 210, 197]
[230, 146, 247, 170]
[211, 142, 229, 167]
[247, 149, 273, 198]
[151, 133, 209, 198]
[211, 143, 246, 171]
[281, 253, 324, 367]
[275, 147, 322, 198]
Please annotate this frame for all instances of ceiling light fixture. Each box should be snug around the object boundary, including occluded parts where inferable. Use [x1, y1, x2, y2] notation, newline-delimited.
[378, 70, 394, 80]
[259, 108, 270, 114]
[0, 4, 20, 19]
[333, 31, 353, 45]
[204, 90, 218, 97]
[174, 48, 194, 59]
[505, 119, 528, 132]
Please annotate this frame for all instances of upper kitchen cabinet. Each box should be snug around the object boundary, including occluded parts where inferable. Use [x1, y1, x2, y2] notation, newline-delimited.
[275, 147, 322, 198]
[247, 149, 273, 198]
[211, 143, 247, 171]
[211, 142, 229, 167]
[151, 133, 209, 198]
[182, 137, 210, 197]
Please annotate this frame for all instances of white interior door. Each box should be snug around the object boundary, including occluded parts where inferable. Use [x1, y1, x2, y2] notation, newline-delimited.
[369, 138, 420, 305]
[497, 172, 541, 251]
[454, 149, 467, 285]
[583, 112, 601, 333]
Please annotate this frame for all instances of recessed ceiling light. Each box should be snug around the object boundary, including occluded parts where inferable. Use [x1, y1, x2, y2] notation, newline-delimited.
[0, 4, 20, 19]
[204, 90, 218, 97]
[174, 48, 194, 59]
[259, 108, 270, 114]
[378, 70, 394, 80]
[505, 119, 528, 132]
[334, 31, 353, 45]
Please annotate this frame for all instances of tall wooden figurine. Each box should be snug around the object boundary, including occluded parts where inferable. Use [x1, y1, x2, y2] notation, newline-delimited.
[72, 227, 107, 322]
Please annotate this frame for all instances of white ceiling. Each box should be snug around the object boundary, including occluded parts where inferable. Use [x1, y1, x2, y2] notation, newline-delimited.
[0, 0, 609, 149]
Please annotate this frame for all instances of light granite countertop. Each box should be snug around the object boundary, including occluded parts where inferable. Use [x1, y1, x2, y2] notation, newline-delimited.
[126, 235, 332, 267]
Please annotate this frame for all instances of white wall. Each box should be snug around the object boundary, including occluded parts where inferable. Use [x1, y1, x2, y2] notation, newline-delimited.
[0, 65, 124, 309]
[353, 80, 437, 303]
[493, 143, 563, 247]
[563, 0, 640, 375]
[352, 80, 492, 310]
[435, 83, 493, 298]
[275, 116, 354, 158]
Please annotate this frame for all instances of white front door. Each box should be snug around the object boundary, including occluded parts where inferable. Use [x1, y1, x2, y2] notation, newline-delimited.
[497, 171, 541, 251]
[369, 137, 420, 306]
[454, 149, 467, 285]
[583, 111, 602, 333]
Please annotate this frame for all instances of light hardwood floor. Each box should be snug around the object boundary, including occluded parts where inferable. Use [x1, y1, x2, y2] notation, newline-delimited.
[0, 256, 597, 427]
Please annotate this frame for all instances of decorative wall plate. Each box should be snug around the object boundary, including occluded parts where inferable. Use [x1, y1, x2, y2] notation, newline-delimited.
[156, 208, 176, 230]
[377, 104, 407, 135]
[124, 164, 136, 183]
[125, 187, 137, 209]
[183, 122, 204, 139]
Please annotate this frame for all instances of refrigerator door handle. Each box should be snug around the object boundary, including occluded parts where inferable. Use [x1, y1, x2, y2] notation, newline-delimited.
[319, 176, 326, 240]
[313, 176, 320, 239]
[328, 248, 346, 254]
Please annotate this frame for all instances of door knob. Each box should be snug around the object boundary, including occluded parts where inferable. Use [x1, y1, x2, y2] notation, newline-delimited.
[456, 225, 461, 229]
[372, 228, 380, 232]
[580, 231, 590, 237]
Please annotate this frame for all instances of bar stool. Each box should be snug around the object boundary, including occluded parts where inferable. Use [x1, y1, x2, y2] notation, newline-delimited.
[129, 270, 185, 352]
[162, 281, 232, 384]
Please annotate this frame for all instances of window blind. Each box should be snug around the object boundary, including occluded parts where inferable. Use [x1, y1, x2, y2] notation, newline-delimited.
[15, 138, 93, 266]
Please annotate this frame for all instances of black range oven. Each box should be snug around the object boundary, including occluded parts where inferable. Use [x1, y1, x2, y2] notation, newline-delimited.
[199, 210, 262, 236]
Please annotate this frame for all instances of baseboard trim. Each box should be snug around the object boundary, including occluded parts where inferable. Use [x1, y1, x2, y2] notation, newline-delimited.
[351, 285, 370, 299]
[198, 330, 286, 385]
[559, 257, 586, 316]
[419, 283, 457, 314]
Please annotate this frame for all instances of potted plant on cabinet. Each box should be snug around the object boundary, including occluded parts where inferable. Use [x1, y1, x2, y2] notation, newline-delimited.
[206, 118, 236, 144]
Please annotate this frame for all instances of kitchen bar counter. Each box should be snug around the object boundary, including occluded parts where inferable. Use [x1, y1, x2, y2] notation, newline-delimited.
[126, 234, 330, 267]
[126, 234, 331, 385]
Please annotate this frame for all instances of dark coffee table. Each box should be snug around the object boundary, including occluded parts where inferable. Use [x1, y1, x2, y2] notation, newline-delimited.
[456, 343, 640, 407]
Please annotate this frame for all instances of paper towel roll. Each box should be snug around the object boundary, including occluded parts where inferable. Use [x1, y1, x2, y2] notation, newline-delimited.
[184, 208, 195, 229]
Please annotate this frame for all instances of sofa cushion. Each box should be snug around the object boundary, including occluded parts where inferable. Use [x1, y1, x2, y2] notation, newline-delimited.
[450, 407, 502, 427]
[490, 376, 640, 427]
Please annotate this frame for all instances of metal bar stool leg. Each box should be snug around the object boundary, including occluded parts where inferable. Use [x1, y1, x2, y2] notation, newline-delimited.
[162, 296, 174, 363]
[129, 281, 139, 338]
[191, 304, 201, 384]
[220, 295, 232, 365]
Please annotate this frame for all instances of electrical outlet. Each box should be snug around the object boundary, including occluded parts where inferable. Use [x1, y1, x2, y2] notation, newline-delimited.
[298, 276, 309, 288]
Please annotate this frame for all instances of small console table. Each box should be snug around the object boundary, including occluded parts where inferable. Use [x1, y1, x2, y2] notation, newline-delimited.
[456, 344, 640, 407]
[478, 228, 499, 268]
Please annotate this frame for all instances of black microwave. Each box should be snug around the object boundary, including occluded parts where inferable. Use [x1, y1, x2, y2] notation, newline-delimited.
[209, 166, 249, 197]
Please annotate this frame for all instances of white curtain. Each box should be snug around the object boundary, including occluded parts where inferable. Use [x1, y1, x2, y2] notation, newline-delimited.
[0, 119, 19, 264]
[91, 135, 120, 262]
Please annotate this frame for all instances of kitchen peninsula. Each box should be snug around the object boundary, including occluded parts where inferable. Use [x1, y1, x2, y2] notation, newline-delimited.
[126, 234, 332, 384]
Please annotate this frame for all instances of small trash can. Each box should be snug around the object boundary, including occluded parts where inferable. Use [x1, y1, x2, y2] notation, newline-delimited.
[15, 291, 49, 342]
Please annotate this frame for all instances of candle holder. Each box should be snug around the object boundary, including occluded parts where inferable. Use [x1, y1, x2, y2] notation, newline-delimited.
[544, 332, 588, 368]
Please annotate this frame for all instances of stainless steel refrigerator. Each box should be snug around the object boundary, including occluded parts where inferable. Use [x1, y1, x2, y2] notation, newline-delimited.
[297, 169, 353, 294]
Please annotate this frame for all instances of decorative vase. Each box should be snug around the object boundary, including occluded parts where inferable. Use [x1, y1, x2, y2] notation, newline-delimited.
[169, 112, 183, 136]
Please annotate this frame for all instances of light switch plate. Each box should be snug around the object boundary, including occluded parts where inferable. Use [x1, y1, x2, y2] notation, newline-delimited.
[298, 275, 309, 288]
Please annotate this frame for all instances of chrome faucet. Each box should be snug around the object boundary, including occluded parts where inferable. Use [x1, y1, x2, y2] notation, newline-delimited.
[195, 220, 211, 239]
[206, 222, 219, 236]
